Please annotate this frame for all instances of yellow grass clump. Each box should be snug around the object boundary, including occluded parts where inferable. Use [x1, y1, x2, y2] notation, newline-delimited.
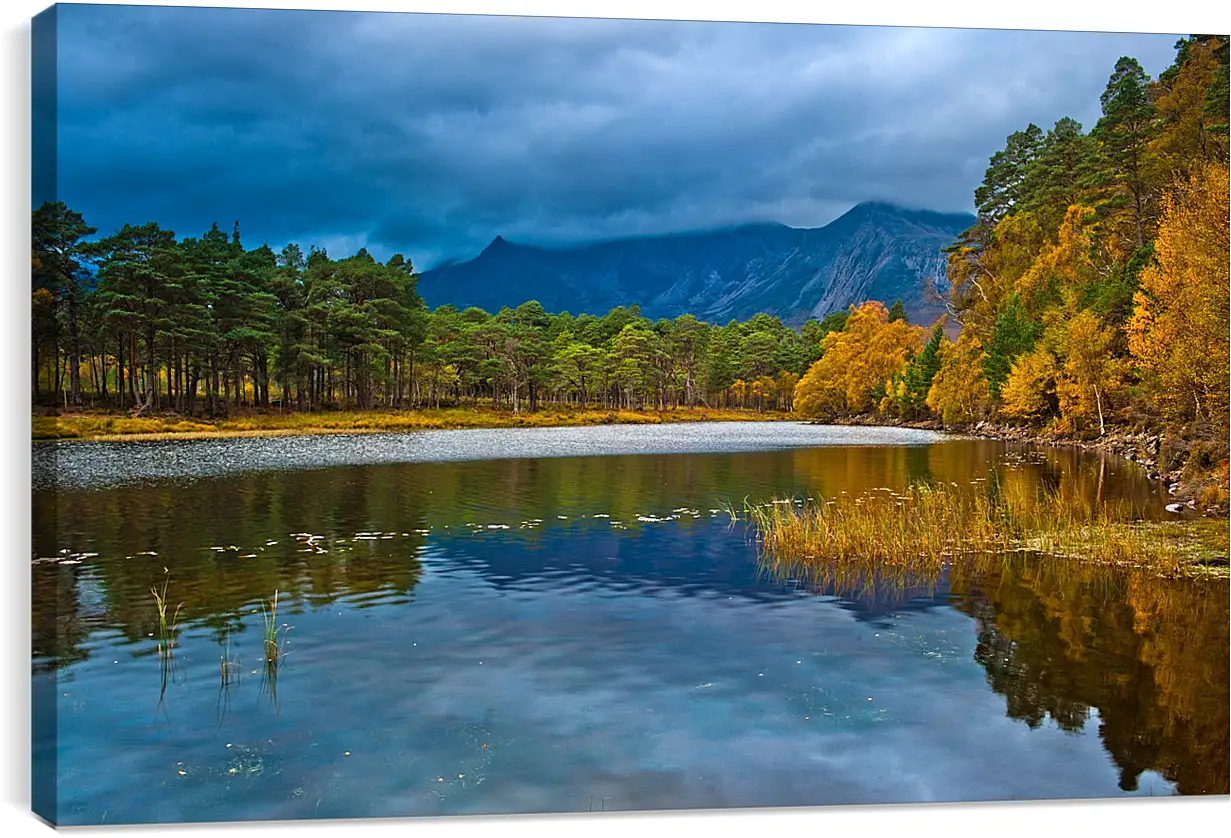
[743, 481, 1229, 583]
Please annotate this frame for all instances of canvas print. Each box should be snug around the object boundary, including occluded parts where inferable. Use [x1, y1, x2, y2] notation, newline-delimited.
[30, 2, 1230, 827]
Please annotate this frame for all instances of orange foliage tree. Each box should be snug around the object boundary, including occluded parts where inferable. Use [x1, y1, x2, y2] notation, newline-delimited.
[793, 301, 925, 420]
[1127, 161, 1230, 430]
[926, 331, 991, 426]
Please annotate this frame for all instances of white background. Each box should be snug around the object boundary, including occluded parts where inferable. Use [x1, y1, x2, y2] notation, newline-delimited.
[3, 2, 1229, 836]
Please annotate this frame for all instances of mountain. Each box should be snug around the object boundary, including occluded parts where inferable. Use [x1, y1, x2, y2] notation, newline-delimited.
[417, 202, 974, 327]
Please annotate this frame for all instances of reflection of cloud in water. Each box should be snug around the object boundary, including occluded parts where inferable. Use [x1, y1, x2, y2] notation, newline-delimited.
[274, 569, 1177, 816]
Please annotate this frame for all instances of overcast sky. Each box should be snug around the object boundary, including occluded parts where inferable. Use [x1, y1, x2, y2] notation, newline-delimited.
[49, 5, 1182, 269]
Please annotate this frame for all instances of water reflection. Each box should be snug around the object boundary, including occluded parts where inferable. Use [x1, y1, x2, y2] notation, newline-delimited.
[953, 560, 1228, 796]
[31, 431, 1224, 824]
[759, 548, 1229, 797]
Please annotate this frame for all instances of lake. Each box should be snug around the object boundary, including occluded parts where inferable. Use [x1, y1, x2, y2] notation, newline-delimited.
[31, 422, 1229, 825]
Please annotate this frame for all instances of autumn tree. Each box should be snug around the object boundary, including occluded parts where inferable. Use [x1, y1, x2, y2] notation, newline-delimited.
[1054, 310, 1127, 436]
[926, 332, 990, 427]
[1127, 160, 1230, 430]
[793, 301, 924, 419]
[889, 322, 945, 418]
[1150, 36, 1230, 173]
[999, 348, 1059, 421]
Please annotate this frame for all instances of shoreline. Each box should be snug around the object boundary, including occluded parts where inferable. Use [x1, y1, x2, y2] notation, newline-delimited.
[31, 407, 796, 443]
[815, 414, 1231, 514]
[31, 407, 1226, 511]
[826, 415, 1164, 472]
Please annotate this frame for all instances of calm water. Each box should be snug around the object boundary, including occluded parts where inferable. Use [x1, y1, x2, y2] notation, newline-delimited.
[31, 423, 1229, 825]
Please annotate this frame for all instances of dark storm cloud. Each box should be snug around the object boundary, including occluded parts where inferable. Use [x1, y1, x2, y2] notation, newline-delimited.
[53, 5, 1181, 268]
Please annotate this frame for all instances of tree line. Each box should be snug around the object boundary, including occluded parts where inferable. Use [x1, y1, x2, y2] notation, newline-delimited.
[794, 36, 1229, 463]
[31, 209, 869, 415]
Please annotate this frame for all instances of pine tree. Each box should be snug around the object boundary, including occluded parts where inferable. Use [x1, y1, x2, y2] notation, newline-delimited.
[32, 202, 96, 405]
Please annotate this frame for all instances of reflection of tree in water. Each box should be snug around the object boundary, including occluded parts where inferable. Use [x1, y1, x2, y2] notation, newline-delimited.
[31, 562, 95, 673]
[951, 559, 1229, 795]
[967, 597, 1093, 733]
[31, 465, 432, 667]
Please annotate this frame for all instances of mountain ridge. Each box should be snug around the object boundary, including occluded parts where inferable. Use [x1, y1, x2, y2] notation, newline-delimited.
[419, 201, 974, 327]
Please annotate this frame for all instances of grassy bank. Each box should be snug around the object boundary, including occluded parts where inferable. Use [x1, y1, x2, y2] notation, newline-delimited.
[32, 406, 793, 442]
[741, 481, 1230, 581]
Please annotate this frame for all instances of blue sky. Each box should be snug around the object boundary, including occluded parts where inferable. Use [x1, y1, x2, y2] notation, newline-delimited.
[50, 5, 1182, 269]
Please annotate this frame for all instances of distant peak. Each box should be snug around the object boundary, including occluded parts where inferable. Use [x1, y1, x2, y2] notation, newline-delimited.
[480, 234, 513, 255]
[846, 200, 907, 215]
[831, 200, 975, 228]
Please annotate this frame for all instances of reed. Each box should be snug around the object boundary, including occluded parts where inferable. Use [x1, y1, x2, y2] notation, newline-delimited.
[219, 629, 240, 687]
[744, 480, 1224, 582]
[259, 590, 290, 672]
[150, 574, 184, 660]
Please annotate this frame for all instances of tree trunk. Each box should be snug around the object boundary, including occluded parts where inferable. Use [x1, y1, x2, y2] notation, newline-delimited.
[127, 334, 138, 407]
[186, 364, 200, 417]
[116, 337, 125, 409]
[144, 326, 158, 411]
[99, 350, 108, 405]
[52, 336, 62, 398]
[67, 290, 82, 406]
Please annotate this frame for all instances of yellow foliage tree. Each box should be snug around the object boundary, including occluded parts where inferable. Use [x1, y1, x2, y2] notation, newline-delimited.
[1016, 205, 1100, 314]
[775, 370, 800, 411]
[926, 332, 990, 426]
[752, 375, 778, 411]
[1055, 309, 1127, 436]
[1127, 161, 1230, 430]
[948, 211, 1049, 341]
[1000, 348, 1059, 421]
[793, 301, 924, 419]
[729, 378, 748, 408]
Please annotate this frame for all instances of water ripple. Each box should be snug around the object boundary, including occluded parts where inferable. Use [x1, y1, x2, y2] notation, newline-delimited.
[34, 422, 944, 491]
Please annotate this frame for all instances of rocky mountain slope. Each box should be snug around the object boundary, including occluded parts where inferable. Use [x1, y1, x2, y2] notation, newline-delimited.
[418, 202, 974, 326]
